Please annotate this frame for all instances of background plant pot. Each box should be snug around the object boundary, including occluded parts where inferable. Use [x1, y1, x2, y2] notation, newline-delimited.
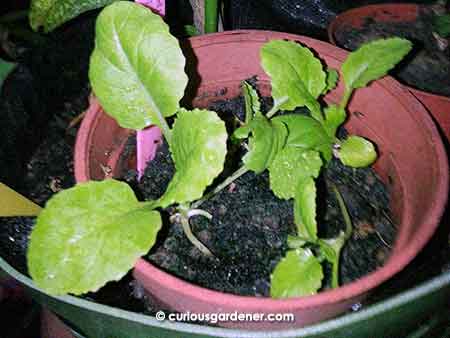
[327, 3, 450, 142]
[74, 30, 448, 329]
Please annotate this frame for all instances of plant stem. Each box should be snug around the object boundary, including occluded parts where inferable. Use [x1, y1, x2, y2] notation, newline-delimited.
[339, 88, 352, 110]
[157, 116, 172, 143]
[204, 0, 219, 33]
[179, 211, 213, 256]
[266, 96, 288, 119]
[330, 182, 352, 240]
[191, 165, 248, 208]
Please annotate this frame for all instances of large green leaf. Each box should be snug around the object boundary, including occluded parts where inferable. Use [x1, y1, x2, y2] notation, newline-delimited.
[27, 180, 162, 295]
[294, 177, 318, 241]
[89, 2, 188, 130]
[338, 136, 377, 168]
[271, 248, 324, 298]
[272, 114, 333, 159]
[261, 40, 326, 121]
[269, 148, 322, 199]
[342, 38, 412, 91]
[0, 58, 16, 89]
[29, 0, 119, 32]
[157, 108, 227, 207]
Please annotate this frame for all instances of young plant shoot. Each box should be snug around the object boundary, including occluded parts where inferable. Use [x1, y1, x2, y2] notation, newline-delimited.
[27, 1, 411, 298]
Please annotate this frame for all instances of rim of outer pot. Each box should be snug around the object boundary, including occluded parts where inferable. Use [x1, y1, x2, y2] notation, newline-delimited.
[74, 30, 449, 319]
[327, 3, 420, 45]
[1, 256, 450, 337]
[131, 30, 449, 312]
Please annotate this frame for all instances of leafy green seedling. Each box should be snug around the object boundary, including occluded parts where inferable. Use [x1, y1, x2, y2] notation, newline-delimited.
[235, 37, 411, 297]
[27, 1, 411, 298]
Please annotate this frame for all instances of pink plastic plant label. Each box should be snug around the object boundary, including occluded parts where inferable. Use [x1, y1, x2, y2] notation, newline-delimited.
[135, 0, 165, 179]
[135, 0, 165, 16]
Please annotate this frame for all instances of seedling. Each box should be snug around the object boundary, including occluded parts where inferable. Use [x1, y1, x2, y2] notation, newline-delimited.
[27, 1, 411, 298]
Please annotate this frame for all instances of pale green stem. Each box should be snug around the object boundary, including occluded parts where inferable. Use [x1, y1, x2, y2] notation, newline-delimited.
[266, 96, 288, 119]
[179, 209, 213, 256]
[330, 182, 352, 240]
[204, 0, 219, 33]
[191, 165, 248, 208]
[339, 88, 353, 110]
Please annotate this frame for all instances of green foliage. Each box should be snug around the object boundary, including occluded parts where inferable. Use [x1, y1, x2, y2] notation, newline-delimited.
[260, 40, 326, 121]
[294, 177, 318, 241]
[0, 58, 16, 89]
[29, 0, 119, 32]
[156, 108, 227, 207]
[271, 248, 324, 298]
[26, 2, 411, 299]
[338, 136, 377, 168]
[89, 1, 188, 132]
[433, 14, 450, 38]
[342, 38, 412, 103]
[27, 180, 162, 295]
[269, 148, 322, 199]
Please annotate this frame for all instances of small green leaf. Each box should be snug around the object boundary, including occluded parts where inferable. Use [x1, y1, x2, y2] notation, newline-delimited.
[0, 58, 16, 89]
[342, 38, 412, 91]
[269, 148, 322, 199]
[287, 235, 307, 249]
[244, 117, 288, 173]
[242, 81, 261, 123]
[89, 2, 188, 130]
[272, 114, 333, 159]
[323, 68, 339, 94]
[338, 136, 377, 168]
[261, 40, 325, 121]
[27, 180, 162, 295]
[294, 177, 318, 241]
[30, 0, 119, 32]
[184, 24, 200, 37]
[433, 14, 450, 38]
[323, 104, 346, 137]
[157, 108, 227, 207]
[271, 248, 324, 298]
[318, 232, 346, 288]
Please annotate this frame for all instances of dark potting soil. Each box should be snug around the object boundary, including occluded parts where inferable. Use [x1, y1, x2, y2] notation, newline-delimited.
[334, 7, 450, 97]
[122, 95, 397, 298]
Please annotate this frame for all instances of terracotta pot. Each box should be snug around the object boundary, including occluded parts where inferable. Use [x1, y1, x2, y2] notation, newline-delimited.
[328, 3, 450, 142]
[74, 30, 449, 329]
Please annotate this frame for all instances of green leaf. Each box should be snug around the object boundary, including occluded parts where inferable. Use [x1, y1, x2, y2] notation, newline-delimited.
[323, 104, 346, 137]
[318, 232, 346, 288]
[29, 0, 119, 32]
[294, 177, 318, 241]
[271, 248, 324, 298]
[244, 117, 288, 174]
[433, 14, 450, 38]
[272, 114, 333, 160]
[157, 108, 227, 207]
[242, 80, 261, 123]
[27, 180, 162, 295]
[89, 2, 188, 130]
[342, 38, 412, 91]
[0, 58, 16, 89]
[323, 68, 339, 94]
[184, 24, 200, 37]
[261, 40, 326, 122]
[269, 148, 322, 199]
[338, 136, 377, 168]
[287, 235, 307, 249]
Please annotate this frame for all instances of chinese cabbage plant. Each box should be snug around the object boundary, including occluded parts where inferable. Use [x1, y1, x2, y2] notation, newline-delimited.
[27, 1, 411, 298]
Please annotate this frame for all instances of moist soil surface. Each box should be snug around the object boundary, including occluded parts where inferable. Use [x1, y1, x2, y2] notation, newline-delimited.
[0, 11, 449, 323]
[122, 95, 397, 298]
[334, 6, 450, 97]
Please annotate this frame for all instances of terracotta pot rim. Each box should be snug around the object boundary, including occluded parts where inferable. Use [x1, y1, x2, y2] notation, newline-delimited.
[327, 3, 420, 45]
[75, 30, 449, 317]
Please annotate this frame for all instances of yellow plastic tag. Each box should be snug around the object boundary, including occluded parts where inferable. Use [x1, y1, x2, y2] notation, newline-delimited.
[0, 183, 41, 216]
